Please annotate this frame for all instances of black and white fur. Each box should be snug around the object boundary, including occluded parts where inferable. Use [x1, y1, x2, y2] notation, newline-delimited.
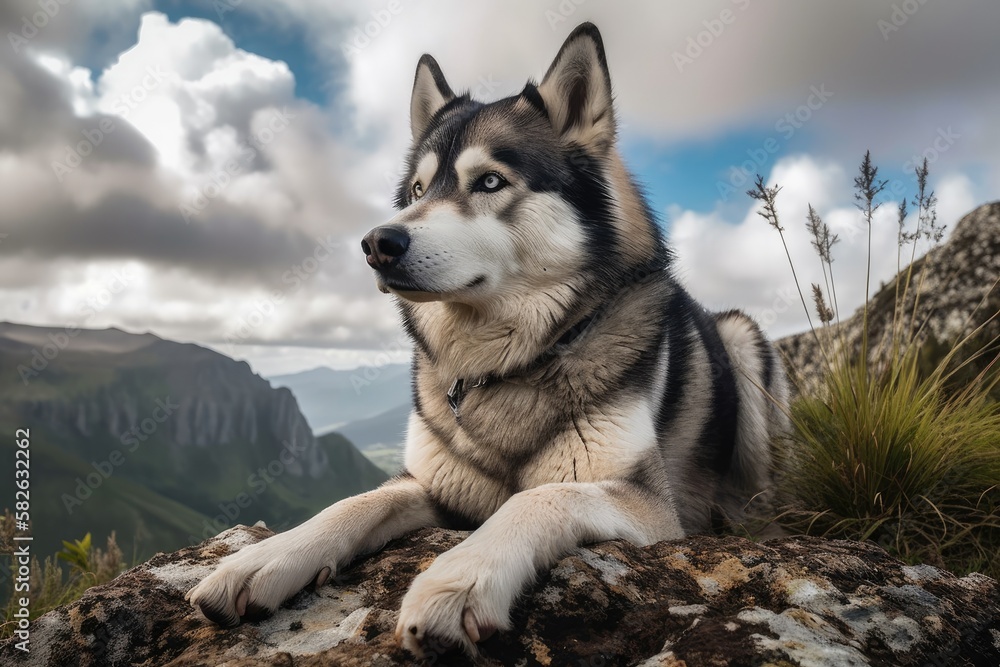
[187, 23, 789, 658]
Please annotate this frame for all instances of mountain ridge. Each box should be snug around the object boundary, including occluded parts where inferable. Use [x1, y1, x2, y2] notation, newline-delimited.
[0, 322, 388, 565]
[269, 361, 411, 435]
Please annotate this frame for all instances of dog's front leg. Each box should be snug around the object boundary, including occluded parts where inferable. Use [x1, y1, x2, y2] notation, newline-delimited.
[187, 475, 437, 626]
[395, 480, 683, 657]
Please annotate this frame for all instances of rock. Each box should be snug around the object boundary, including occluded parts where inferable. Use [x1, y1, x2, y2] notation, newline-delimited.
[4, 526, 999, 666]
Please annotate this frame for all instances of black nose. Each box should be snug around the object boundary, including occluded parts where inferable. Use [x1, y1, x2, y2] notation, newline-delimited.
[361, 226, 410, 269]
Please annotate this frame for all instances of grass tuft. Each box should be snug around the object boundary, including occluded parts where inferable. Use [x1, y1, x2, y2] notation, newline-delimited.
[779, 351, 1000, 576]
[756, 155, 1000, 578]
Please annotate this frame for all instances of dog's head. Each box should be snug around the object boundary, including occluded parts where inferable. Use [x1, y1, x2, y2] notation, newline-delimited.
[362, 23, 662, 307]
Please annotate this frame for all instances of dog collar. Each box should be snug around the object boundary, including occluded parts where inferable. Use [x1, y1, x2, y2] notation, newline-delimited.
[446, 376, 493, 418]
[443, 259, 669, 420]
[446, 313, 596, 419]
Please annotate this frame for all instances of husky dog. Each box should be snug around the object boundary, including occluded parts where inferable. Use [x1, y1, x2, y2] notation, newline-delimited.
[188, 22, 788, 657]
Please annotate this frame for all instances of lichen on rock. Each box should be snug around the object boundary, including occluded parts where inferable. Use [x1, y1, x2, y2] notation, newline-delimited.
[2, 525, 998, 666]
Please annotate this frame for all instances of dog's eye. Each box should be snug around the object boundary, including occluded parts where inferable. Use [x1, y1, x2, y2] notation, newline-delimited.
[473, 172, 508, 193]
[412, 182, 424, 200]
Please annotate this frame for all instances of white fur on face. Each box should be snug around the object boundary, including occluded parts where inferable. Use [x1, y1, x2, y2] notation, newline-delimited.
[385, 202, 516, 299]
[452, 146, 490, 191]
[501, 192, 586, 291]
[390, 146, 587, 306]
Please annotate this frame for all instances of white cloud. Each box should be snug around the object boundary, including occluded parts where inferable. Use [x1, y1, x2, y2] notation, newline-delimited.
[0, 0, 154, 61]
[92, 12, 295, 176]
[669, 154, 967, 339]
[2, 2, 995, 376]
[0, 10, 401, 372]
[276, 0, 1000, 171]
[33, 53, 96, 115]
[935, 172, 977, 239]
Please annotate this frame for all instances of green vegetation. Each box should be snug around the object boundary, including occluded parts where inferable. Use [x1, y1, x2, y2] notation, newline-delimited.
[317, 432, 393, 487]
[0, 415, 215, 562]
[360, 445, 405, 475]
[0, 329, 389, 559]
[1, 511, 127, 640]
[752, 154, 1000, 578]
[0, 327, 389, 619]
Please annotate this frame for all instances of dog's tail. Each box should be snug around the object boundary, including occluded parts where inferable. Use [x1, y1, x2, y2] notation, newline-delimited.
[712, 310, 791, 535]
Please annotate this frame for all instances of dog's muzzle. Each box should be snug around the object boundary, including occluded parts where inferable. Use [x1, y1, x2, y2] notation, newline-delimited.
[361, 225, 410, 271]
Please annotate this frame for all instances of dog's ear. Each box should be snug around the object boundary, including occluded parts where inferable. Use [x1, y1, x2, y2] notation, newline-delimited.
[537, 23, 614, 152]
[410, 54, 455, 141]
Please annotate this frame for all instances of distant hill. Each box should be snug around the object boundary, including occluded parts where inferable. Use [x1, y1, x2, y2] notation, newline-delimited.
[335, 402, 410, 474]
[778, 201, 1000, 391]
[269, 363, 411, 434]
[0, 323, 388, 567]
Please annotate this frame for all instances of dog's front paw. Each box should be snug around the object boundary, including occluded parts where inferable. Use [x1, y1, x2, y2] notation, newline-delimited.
[185, 534, 333, 627]
[395, 549, 510, 658]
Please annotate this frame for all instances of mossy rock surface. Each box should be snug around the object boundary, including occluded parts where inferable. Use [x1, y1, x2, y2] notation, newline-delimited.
[3, 525, 999, 666]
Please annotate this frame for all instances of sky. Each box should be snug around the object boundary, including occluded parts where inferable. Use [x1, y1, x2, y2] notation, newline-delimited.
[1, 0, 997, 377]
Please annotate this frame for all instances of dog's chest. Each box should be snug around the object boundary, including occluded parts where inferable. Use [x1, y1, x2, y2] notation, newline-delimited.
[410, 375, 655, 495]
[418, 372, 571, 462]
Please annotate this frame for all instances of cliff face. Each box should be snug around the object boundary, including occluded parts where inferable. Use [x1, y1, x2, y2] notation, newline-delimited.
[16, 341, 326, 479]
[3, 524, 998, 666]
[0, 323, 387, 560]
[778, 201, 1000, 390]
